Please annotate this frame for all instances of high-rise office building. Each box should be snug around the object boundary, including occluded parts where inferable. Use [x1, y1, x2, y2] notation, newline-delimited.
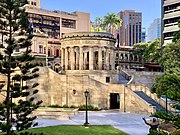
[118, 10, 142, 46]
[147, 18, 161, 42]
[141, 27, 146, 42]
[25, 1, 90, 63]
[161, 0, 180, 46]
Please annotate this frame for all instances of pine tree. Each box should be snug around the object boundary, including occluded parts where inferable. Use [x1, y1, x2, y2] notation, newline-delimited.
[0, 0, 42, 134]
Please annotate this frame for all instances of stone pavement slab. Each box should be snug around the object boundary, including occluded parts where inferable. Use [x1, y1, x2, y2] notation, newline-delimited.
[35, 110, 149, 135]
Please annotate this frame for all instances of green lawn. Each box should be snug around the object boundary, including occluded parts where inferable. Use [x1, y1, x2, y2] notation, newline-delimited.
[20, 125, 128, 135]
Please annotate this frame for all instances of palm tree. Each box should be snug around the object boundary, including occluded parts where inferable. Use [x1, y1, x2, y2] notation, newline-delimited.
[94, 17, 104, 32]
[102, 13, 122, 34]
[91, 17, 104, 32]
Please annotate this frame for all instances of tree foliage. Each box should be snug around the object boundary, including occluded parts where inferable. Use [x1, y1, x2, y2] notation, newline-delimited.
[132, 38, 161, 63]
[0, 0, 42, 134]
[151, 111, 180, 129]
[90, 17, 104, 32]
[91, 13, 122, 34]
[150, 20, 180, 135]
[102, 13, 122, 34]
[151, 41, 180, 100]
[172, 20, 180, 43]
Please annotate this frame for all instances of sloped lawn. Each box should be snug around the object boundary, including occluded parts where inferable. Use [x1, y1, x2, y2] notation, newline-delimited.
[21, 125, 128, 135]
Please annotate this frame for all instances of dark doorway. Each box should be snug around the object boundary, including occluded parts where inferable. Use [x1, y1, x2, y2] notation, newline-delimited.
[110, 93, 120, 109]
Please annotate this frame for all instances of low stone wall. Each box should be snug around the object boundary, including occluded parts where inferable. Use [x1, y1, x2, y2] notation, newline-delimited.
[106, 84, 156, 115]
[126, 87, 156, 114]
[32, 108, 79, 120]
[0, 74, 7, 102]
[128, 84, 176, 112]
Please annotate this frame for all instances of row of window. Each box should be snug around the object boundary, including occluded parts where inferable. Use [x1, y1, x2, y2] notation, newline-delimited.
[62, 18, 76, 29]
[164, 17, 180, 25]
[39, 45, 60, 57]
[164, 2, 180, 12]
[29, 14, 60, 22]
[164, 32, 174, 38]
[29, 13, 76, 29]
[128, 24, 141, 46]
[28, 1, 36, 6]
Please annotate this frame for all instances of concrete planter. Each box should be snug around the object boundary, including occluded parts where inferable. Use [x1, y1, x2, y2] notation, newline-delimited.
[32, 108, 79, 120]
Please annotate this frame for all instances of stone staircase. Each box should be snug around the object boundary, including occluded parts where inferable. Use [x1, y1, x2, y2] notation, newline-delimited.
[134, 91, 165, 111]
[118, 75, 129, 84]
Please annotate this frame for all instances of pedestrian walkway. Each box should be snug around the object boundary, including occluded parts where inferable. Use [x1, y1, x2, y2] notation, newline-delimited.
[35, 110, 149, 135]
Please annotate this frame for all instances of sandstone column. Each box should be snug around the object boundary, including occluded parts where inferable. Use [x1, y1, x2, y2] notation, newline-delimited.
[89, 47, 94, 70]
[76, 47, 79, 70]
[106, 48, 110, 70]
[137, 55, 139, 62]
[61, 48, 64, 70]
[79, 47, 83, 70]
[65, 47, 68, 70]
[84, 52, 87, 70]
[127, 53, 130, 61]
[110, 48, 115, 70]
[98, 47, 102, 70]
[70, 47, 75, 70]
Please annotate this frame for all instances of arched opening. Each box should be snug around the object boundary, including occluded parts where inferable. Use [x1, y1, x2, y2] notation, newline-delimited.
[56, 49, 59, 57]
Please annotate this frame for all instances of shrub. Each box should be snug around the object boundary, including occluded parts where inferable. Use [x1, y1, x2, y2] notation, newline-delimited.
[47, 105, 62, 108]
[62, 104, 69, 108]
[78, 105, 100, 111]
[70, 105, 78, 108]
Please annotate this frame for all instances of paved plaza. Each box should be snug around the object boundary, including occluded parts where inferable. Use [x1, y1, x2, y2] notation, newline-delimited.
[35, 110, 150, 135]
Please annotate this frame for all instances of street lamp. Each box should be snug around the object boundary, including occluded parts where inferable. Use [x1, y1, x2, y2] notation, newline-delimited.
[84, 90, 89, 126]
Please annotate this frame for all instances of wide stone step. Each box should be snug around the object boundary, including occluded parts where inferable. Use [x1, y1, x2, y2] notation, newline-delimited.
[134, 91, 165, 111]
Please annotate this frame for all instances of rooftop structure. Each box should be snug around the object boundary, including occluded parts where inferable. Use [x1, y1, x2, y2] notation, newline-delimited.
[161, 0, 180, 46]
[118, 10, 142, 46]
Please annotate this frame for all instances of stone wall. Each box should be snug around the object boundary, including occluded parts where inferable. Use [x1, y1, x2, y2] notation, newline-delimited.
[106, 84, 155, 114]
[125, 69, 163, 88]
[0, 67, 160, 115]
[0, 73, 7, 102]
[128, 84, 176, 112]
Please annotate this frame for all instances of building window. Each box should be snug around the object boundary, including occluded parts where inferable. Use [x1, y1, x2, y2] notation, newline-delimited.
[106, 77, 110, 83]
[56, 49, 59, 57]
[48, 48, 50, 56]
[62, 18, 76, 29]
[15, 48, 19, 52]
[31, 1, 36, 6]
[164, 32, 174, 38]
[39, 45, 43, 53]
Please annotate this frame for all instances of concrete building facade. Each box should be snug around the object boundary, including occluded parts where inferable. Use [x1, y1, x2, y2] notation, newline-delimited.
[141, 27, 146, 42]
[26, 6, 90, 66]
[0, 0, 90, 68]
[25, 2, 90, 66]
[27, 0, 40, 8]
[147, 18, 161, 42]
[118, 10, 142, 46]
[162, 0, 180, 46]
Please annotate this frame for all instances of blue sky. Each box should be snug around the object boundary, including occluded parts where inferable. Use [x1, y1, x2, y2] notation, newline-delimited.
[40, 0, 161, 28]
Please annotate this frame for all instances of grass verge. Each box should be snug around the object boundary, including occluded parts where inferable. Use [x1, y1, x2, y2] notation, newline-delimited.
[20, 125, 128, 135]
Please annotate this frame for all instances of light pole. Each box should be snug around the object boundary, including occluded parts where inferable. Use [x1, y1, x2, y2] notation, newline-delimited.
[43, 33, 48, 67]
[45, 35, 48, 67]
[84, 90, 89, 126]
[165, 96, 168, 112]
